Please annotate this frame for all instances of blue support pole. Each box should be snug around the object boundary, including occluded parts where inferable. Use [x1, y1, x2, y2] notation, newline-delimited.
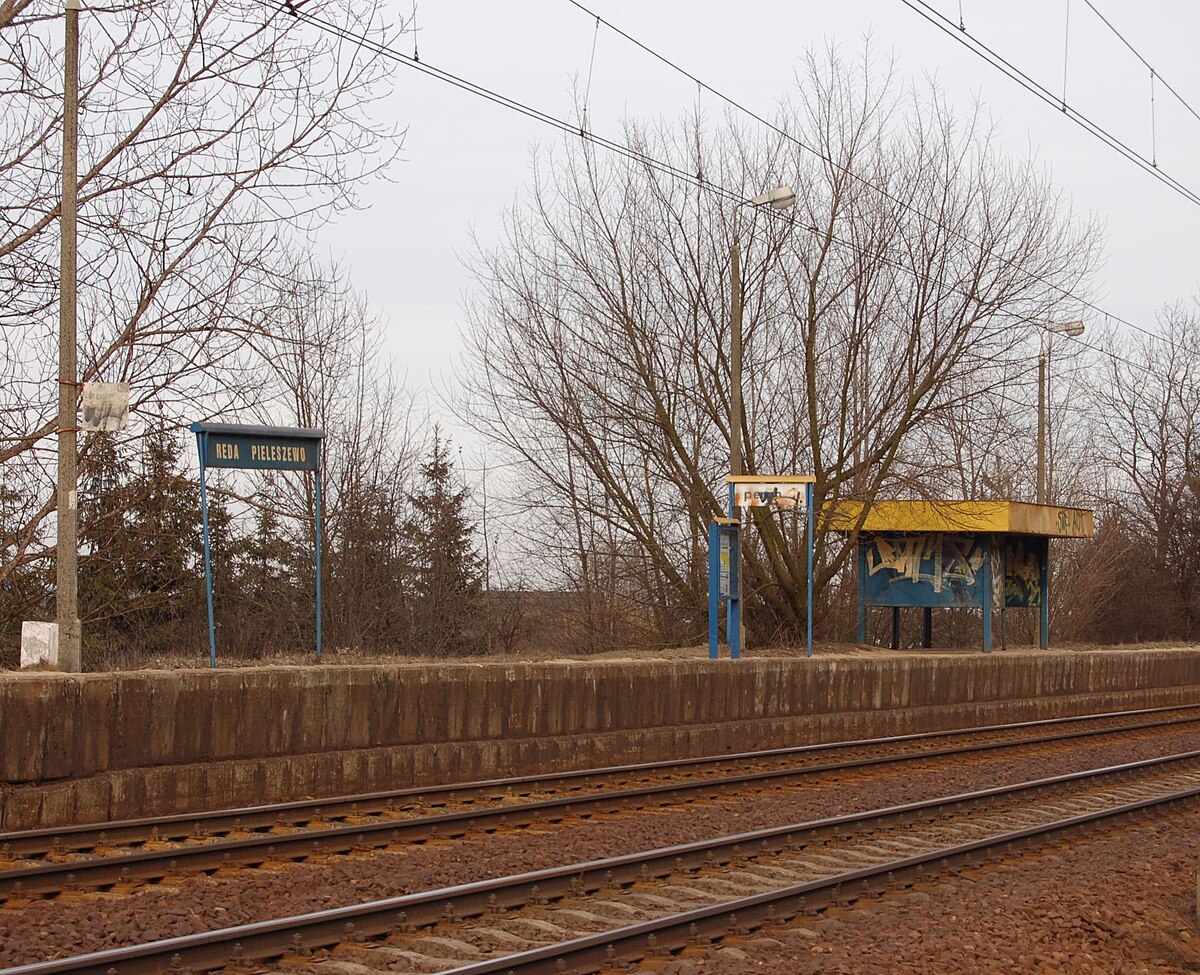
[1039, 536, 1050, 650]
[708, 521, 720, 660]
[314, 472, 324, 661]
[729, 578, 741, 660]
[980, 534, 993, 653]
[856, 536, 868, 644]
[727, 481, 741, 660]
[806, 482, 814, 657]
[195, 432, 217, 669]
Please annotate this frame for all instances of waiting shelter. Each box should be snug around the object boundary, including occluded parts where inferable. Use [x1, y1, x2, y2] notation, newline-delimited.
[826, 500, 1094, 651]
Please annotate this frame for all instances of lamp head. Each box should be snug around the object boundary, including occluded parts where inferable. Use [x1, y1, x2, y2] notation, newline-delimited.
[1048, 320, 1085, 337]
[748, 186, 796, 210]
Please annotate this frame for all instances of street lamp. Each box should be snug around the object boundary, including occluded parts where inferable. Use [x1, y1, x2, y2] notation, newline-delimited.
[730, 186, 795, 478]
[1036, 319, 1084, 504]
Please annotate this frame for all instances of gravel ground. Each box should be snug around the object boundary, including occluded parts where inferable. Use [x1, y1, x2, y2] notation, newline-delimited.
[3, 724, 1199, 966]
[671, 813, 1200, 974]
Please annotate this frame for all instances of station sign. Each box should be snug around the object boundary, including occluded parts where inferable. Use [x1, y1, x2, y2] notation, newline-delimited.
[190, 421, 326, 667]
[201, 430, 320, 471]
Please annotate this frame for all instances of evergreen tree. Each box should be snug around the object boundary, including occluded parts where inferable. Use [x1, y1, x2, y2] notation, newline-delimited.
[79, 426, 203, 656]
[0, 477, 50, 660]
[403, 431, 484, 655]
[224, 479, 307, 656]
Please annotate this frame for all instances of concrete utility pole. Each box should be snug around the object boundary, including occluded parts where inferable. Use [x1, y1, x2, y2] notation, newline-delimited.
[1036, 351, 1046, 505]
[729, 242, 743, 478]
[57, 0, 82, 672]
[1036, 320, 1084, 507]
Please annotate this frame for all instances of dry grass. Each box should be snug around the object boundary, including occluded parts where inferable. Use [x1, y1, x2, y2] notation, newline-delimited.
[2, 638, 1197, 675]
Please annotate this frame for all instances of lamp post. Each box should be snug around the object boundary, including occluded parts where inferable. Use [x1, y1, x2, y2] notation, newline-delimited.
[729, 186, 795, 479]
[724, 187, 795, 655]
[1036, 319, 1084, 504]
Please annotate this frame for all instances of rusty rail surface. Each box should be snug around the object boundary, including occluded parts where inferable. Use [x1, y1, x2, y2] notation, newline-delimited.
[2, 703, 1199, 900]
[7, 749, 1200, 975]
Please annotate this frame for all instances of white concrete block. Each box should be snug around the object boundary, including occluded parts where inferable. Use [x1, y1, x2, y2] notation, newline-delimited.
[20, 620, 59, 668]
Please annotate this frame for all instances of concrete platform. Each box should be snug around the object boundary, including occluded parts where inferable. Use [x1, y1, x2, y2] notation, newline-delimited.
[2, 648, 1199, 831]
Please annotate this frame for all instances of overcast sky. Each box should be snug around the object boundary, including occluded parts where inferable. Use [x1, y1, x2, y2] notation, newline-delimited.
[314, 0, 1200, 435]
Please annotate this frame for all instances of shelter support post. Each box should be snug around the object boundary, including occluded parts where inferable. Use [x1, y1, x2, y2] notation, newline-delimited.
[981, 534, 993, 653]
[729, 581, 742, 660]
[891, 607, 901, 650]
[708, 521, 720, 660]
[999, 536, 1008, 651]
[856, 535, 867, 644]
[1040, 536, 1050, 650]
[922, 606, 932, 648]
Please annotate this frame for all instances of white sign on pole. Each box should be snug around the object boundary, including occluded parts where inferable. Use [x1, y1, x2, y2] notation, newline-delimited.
[20, 621, 59, 668]
[732, 481, 807, 511]
[80, 382, 130, 432]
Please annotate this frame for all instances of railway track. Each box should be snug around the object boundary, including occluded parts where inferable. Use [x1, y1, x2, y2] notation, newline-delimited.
[2, 703, 1199, 901]
[8, 748, 1200, 975]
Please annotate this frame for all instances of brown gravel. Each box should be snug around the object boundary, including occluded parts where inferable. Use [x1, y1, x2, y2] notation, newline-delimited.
[3, 724, 1199, 966]
[671, 811, 1200, 974]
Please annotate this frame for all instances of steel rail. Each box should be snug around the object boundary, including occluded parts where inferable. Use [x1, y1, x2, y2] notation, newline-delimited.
[6, 748, 1199, 975]
[442, 778, 1200, 975]
[3, 707, 1200, 898]
[4, 701, 1198, 857]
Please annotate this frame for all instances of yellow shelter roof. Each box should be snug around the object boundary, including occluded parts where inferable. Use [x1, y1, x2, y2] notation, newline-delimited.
[824, 499, 1094, 538]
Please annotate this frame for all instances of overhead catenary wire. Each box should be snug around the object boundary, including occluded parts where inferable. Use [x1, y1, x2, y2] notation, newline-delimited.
[1083, 0, 1200, 127]
[264, 1, 1192, 393]
[898, 0, 1200, 209]
[556, 0, 1200, 368]
[1061, 0, 1071, 111]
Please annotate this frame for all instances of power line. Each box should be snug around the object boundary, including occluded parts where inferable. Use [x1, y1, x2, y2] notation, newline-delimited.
[898, 0, 1200, 209]
[267, 2, 1191, 391]
[1082, 0, 1200, 128]
[558, 0, 1200, 371]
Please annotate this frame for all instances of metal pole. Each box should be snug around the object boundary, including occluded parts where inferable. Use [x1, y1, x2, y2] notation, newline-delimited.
[1045, 341, 1054, 504]
[314, 471, 324, 661]
[1039, 537, 1051, 650]
[806, 482, 814, 657]
[728, 245, 747, 653]
[729, 243, 743, 478]
[196, 436, 217, 669]
[707, 521, 719, 660]
[856, 536, 867, 644]
[1036, 350, 1046, 505]
[56, 0, 82, 673]
[980, 534, 993, 653]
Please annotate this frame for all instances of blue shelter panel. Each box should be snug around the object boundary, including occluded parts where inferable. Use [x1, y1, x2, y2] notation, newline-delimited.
[862, 532, 986, 608]
[1004, 536, 1047, 607]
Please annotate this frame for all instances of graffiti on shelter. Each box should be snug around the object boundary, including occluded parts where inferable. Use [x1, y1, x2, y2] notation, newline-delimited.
[1004, 539, 1043, 607]
[1056, 508, 1089, 535]
[864, 533, 986, 606]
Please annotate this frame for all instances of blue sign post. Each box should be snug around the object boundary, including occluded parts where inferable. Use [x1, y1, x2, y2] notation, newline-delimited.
[190, 422, 326, 668]
[711, 475, 816, 659]
[708, 518, 742, 659]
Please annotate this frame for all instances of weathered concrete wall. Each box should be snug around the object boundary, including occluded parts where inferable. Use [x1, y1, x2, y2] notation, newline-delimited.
[2, 650, 1200, 831]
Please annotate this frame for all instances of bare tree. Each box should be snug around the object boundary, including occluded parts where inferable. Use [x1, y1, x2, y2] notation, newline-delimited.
[459, 47, 1102, 644]
[0, 0, 35, 30]
[1092, 305, 1200, 638]
[0, 1, 405, 589]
